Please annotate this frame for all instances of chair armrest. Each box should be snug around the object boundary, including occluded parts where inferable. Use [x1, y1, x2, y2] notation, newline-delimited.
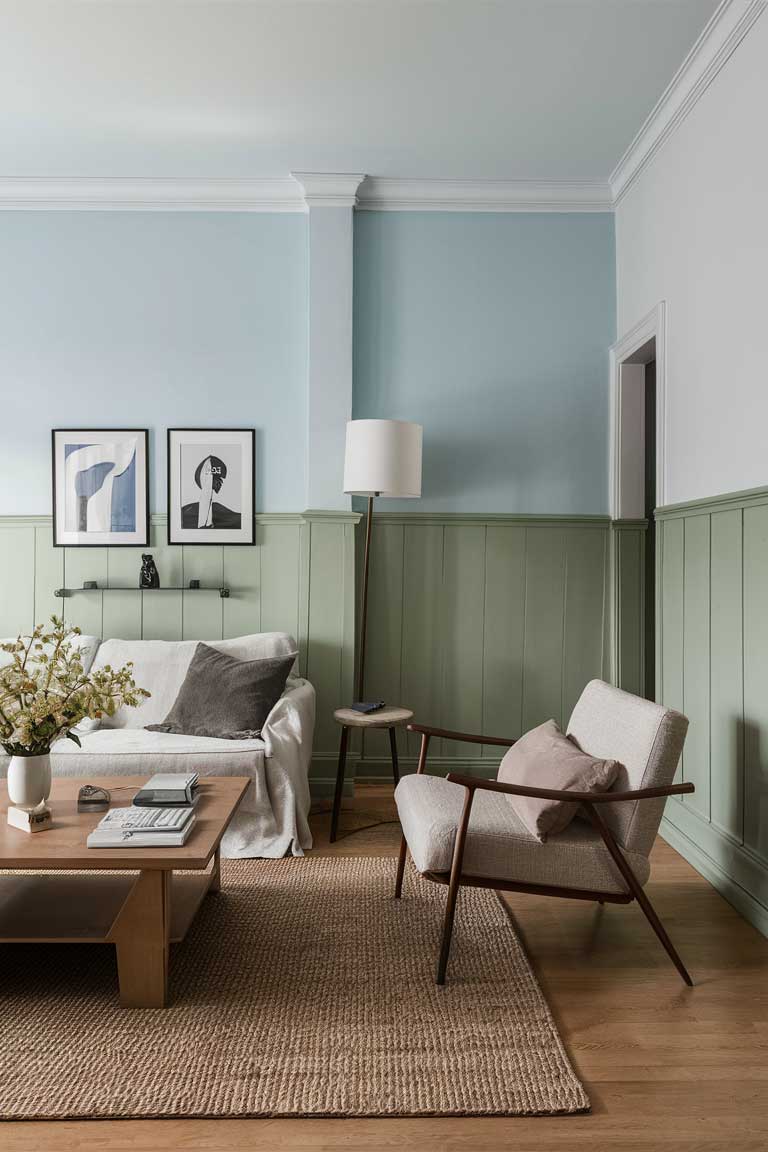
[445, 773, 695, 804]
[408, 723, 516, 748]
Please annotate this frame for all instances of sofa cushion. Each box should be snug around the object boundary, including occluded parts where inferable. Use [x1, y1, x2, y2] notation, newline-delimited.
[91, 633, 298, 729]
[395, 773, 649, 894]
[497, 718, 619, 842]
[146, 643, 296, 739]
[50, 725, 266, 774]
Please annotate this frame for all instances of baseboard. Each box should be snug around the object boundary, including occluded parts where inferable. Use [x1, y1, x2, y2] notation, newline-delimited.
[308, 755, 497, 800]
[660, 817, 768, 939]
[308, 778, 353, 800]
[348, 756, 500, 779]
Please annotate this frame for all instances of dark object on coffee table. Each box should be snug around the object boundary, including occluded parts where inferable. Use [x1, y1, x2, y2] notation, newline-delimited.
[77, 784, 111, 813]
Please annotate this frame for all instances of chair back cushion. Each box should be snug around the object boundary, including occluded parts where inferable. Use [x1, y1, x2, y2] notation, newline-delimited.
[497, 719, 619, 842]
[91, 633, 298, 729]
[566, 680, 688, 856]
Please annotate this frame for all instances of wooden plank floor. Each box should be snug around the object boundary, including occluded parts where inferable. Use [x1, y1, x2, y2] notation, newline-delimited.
[5, 784, 768, 1151]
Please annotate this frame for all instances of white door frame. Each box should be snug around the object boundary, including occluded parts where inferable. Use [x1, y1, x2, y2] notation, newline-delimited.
[609, 301, 667, 518]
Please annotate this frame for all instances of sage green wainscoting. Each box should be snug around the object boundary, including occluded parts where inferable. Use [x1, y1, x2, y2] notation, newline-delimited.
[350, 513, 619, 780]
[610, 518, 648, 699]
[0, 510, 645, 802]
[656, 486, 768, 938]
[0, 511, 360, 793]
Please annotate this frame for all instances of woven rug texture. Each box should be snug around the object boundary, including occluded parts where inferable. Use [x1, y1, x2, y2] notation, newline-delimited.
[0, 856, 588, 1119]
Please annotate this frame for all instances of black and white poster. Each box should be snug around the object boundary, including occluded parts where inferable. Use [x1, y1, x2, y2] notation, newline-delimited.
[167, 429, 255, 545]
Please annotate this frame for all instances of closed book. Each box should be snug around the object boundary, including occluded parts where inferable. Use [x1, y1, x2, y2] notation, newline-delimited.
[87, 814, 196, 849]
[133, 772, 199, 806]
[133, 790, 200, 809]
[86, 805, 197, 849]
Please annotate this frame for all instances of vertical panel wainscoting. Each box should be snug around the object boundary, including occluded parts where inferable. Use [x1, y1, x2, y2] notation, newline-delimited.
[0, 512, 360, 795]
[657, 487, 768, 938]
[351, 513, 614, 781]
[610, 519, 647, 698]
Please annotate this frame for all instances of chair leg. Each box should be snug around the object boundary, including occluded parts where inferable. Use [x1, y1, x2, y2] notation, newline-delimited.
[632, 878, 694, 987]
[586, 803, 693, 987]
[329, 725, 349, 844]
[436, 870, 462, 985]
[395, 835, 408, 898]
[436, 787, 475, 985]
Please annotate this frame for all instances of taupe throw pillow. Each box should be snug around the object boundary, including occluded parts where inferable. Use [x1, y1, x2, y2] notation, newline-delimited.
[146, 642, 296, 740]
[497, 719, 619, 842]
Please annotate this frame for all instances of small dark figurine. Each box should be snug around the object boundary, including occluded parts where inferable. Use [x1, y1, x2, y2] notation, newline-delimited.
[139, 553, 160, 589]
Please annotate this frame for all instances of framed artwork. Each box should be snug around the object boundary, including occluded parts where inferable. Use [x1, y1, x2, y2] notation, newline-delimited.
[167, 428, 255, 545]
[52, 428, 149, 548]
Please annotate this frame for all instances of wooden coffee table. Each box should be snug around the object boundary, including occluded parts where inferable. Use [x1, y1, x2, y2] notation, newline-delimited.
[0, 775, 248, 1008]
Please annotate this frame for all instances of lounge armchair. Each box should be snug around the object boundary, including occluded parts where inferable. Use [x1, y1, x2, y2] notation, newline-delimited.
[394, 679, 692, 985]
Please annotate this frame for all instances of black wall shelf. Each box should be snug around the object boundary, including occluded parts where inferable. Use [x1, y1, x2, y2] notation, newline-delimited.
[54, 586, 230, 598]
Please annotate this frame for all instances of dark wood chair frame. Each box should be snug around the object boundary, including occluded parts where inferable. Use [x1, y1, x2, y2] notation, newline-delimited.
[395, 723, 695, 988]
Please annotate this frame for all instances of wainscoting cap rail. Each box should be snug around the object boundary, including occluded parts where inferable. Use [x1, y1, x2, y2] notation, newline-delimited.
[370, 511, 613, 526]
[655, 483, 768, 519]
[302, 508, 363, 523]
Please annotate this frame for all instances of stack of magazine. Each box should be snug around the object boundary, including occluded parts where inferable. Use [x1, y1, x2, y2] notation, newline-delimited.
[86, 773, 199, 848]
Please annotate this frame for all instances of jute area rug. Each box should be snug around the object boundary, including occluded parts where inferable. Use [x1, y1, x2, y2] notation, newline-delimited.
[0, 857, 588, 1120]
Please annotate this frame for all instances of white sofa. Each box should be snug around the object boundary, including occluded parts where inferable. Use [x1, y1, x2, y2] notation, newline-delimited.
[0, 631, 315, 858]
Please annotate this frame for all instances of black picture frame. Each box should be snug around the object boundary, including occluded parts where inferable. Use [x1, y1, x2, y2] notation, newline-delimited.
[166, 428, 256, 546]
[51, 428, 150, 548]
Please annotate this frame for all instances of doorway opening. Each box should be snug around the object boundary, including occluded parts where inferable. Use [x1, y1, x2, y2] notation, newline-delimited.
[610, 303, 666, 701]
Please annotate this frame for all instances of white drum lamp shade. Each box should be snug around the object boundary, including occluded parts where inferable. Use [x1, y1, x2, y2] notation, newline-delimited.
[343, 419, 422, 498]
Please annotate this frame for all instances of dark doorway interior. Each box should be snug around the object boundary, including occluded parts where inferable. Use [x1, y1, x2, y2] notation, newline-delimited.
[644, 360, 656, 700]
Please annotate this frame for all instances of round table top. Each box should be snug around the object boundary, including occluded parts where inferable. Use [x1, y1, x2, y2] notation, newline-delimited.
[333, 706, 414, 729]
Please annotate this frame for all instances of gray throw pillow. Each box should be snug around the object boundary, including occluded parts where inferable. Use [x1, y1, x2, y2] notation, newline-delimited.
[146, 642, 297, 740]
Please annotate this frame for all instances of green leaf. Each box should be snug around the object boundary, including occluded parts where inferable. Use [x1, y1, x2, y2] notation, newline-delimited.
[65, 731, 82, 747]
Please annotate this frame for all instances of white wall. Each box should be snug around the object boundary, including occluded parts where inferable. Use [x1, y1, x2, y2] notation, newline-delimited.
[616, 9, 768, 507]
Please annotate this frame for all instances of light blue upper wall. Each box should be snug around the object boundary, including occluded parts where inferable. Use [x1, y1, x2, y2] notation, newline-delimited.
[353, 212, 616, 513]
[0, 211, 308, 514]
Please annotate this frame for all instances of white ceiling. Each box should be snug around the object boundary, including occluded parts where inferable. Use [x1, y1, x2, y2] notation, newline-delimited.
[0, 0, 720, 181]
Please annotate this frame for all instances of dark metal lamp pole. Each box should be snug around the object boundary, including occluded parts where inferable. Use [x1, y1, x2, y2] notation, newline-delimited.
[356, 493, 377, 702]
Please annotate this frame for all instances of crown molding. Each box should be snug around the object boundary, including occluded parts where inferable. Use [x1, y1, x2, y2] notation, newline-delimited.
[291, 172, 365, 209]
[0, 176, 306, 212]
[356, 177, 612, 212]
[610, 0, 767, 204]
[0, 174, 610, 213]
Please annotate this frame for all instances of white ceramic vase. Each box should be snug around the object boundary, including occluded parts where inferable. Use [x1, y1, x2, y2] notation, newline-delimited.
[7, 752, 51, 810]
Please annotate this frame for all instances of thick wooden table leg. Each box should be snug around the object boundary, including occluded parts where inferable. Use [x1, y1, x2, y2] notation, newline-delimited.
[209, 847, 222, 894]
[109, 869, 171, 1008]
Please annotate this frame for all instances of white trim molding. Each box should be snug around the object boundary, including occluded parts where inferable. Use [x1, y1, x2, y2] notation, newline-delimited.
[0, 176, 307, 212]
[356, 177, 612, 212]
[291, 172, 365, 209]
[610, 0, 767, 203]
[609, 302, 668, 518]
[0, 174, 611, 213]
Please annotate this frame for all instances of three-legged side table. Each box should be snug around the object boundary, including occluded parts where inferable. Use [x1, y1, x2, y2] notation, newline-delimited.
[330, 706, 414, 842]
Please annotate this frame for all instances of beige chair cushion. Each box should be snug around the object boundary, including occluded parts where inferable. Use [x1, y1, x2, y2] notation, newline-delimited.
[395, 773, 650, 895]
[567, 680, 688, 856]
[497, 719, 619, 842]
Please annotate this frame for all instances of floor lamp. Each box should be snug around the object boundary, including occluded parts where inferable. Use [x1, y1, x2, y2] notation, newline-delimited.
[343, 419, 422, 707]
